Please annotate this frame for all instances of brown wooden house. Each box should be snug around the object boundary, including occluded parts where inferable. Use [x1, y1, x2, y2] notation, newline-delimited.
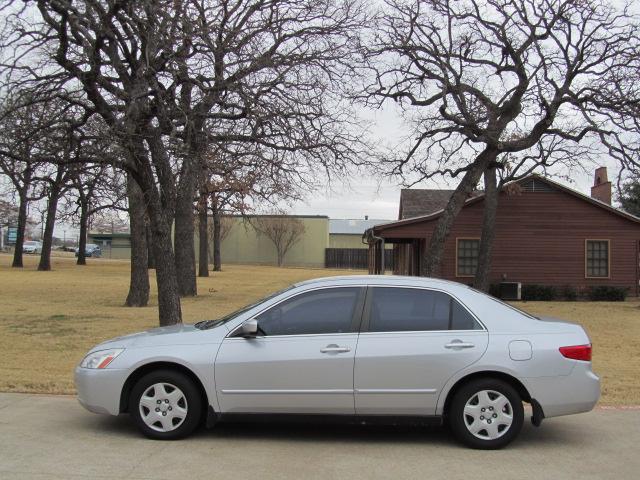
[366, 168, 640, 296]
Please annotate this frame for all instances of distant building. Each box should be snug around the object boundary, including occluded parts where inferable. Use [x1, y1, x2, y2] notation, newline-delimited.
[329, 218, 391, 249]
[88, 214, 392, 268]
[217, 215, 329, 268]
[87, 232, 132, 260]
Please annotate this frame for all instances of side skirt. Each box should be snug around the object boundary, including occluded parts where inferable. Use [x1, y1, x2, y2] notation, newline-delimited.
[206, 406, 442, 428]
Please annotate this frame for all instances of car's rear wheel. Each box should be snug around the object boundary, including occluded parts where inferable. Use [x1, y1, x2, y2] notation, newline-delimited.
[449, 378, 524, 449]
[129, 369, 202, 440]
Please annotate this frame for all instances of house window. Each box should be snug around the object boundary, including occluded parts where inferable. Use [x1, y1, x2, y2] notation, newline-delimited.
[586, 240, 609, 278]
[456, 238, 480, 277]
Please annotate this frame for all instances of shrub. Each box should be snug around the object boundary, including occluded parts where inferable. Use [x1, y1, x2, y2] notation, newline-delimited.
[586, 285, 628, 301]
[488, 283, 501, 298]
[521, 284, 557, 301]
[560, 285, 578, 301]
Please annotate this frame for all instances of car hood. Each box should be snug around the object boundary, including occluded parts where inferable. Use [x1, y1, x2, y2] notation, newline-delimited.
[90, 323, 227, 351]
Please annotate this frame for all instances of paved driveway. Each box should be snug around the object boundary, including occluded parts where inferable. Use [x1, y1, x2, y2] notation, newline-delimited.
[0, 393, 638, 480]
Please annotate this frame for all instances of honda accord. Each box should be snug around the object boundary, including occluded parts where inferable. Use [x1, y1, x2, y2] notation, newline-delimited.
[75, 276, 600, 449]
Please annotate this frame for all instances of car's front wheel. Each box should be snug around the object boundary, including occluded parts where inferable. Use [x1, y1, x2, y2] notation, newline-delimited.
[449, 378, 524, 449]
[129, 369, 203, 440]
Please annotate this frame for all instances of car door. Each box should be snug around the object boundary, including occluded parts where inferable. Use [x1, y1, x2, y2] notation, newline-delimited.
[354, 286, 488, 416]
[215, 286, 365, 414]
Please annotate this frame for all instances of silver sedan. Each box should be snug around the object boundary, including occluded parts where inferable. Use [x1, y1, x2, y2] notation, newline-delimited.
[75, 276, 600, 449]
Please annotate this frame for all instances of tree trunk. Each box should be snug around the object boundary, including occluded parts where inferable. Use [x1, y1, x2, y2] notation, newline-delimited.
[38, 183, 62, 271]
[198, 190, 209, 277]
[473, 166, 498, 292]
[151, 215, 183, 326]
[125, 174, 150, 307]
[422, 148, 498, 276]
[174, 161, 198, 296]
[140, 132, 182, 325]
[76, 203, 88, 265]
[212, 200, 222, 272]
[11, 190, 28, 268]
[146, 220, 156, 269]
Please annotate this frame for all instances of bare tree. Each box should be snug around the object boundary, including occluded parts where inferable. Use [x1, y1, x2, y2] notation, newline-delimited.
[364, 0, 640, 281]
[66, 144, 127, 266]
[0, 1, 368, 324]
[251, 214, 306, 267]
[125, 173, 150, 306]
[1, 0, 196, 324]
[165, 0, 369, 295]
[0, 95, 51, 267]
[0, 198, 17, 226]
[204, 212, 234, 272]
[200, 145, 300, 274]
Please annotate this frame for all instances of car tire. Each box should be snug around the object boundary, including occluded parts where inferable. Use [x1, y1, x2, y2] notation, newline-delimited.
[129, 369, 203, 440]
[448, 378, 524, 449]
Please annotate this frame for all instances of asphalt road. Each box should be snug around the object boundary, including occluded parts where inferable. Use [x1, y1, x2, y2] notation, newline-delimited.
[0, 393, 638, 480]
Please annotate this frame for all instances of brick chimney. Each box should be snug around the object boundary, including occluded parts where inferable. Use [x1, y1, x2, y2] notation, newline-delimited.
[591, 166, 612, 205]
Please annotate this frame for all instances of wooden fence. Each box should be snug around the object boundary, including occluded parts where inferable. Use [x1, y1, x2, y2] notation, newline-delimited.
[325, 248, 394, 270]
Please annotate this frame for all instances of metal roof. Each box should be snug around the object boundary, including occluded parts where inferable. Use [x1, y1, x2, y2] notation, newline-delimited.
[329, 218, 392, 235]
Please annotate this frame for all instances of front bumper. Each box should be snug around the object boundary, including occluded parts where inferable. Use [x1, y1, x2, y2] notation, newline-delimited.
[74, 366, 128, 416]
[522, 362, 601, 418]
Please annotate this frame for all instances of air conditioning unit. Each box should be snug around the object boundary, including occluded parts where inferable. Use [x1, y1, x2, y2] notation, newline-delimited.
[499, 282, 522, 301]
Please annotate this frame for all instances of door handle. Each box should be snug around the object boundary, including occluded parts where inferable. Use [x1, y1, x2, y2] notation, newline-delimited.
[444, 341, 475, 349]
[320, 344, 351, 354]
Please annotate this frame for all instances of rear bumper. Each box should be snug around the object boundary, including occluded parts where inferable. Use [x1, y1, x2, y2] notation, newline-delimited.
[522, 363, 600, 418]
[74, 367, 128, 416]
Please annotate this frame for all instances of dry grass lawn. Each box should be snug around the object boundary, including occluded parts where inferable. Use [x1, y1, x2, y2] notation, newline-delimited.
[1, 253, 638, 405]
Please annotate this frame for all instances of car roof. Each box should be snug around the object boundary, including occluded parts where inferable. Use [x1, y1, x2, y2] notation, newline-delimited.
[294, 275, 469, 290]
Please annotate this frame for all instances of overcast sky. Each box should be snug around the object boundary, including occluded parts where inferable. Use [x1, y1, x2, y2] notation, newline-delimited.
[286, 103, 621, 222]
[42, 100, 621, 240]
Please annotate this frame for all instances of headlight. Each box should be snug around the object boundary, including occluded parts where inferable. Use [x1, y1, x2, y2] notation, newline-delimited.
[80, 348, 124, 369]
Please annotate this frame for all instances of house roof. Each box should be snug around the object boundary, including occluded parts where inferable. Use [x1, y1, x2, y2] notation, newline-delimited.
[398, 188, 483, 219]
[330, 218, 392, 235]
[399, 189, 455, 219]
[370, 174, 640, 235]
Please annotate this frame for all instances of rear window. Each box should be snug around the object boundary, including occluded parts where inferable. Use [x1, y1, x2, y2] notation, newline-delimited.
[368, 287, 482, 332]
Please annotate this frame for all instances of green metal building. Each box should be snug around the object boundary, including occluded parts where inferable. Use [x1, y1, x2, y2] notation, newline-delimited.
[88, 216, 391, 268]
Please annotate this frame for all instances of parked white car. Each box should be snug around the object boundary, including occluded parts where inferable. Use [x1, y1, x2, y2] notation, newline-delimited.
[75, 276, 600, 449]
[23, 241, 42, 254]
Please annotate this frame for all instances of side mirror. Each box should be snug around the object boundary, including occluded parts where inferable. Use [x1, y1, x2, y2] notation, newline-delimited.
[241, 319, 259, 337]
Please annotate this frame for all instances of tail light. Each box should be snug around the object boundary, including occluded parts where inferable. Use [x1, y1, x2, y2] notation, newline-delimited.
[559, 344, 592, 362]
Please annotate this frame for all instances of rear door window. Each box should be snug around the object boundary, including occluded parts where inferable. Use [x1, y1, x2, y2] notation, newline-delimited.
[367, 287, 482, 332]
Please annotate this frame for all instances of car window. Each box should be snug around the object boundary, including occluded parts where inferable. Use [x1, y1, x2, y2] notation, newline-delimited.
[368, 287, 482, 332]
[196, 285, 295, 330]
[256, 287, 361, 336]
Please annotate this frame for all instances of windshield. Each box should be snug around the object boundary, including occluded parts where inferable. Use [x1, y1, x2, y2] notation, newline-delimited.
[25, 241, 37, 246]
[194, 285, 294, 330]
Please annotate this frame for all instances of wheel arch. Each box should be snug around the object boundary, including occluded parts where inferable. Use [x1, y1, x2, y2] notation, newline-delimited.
[119, 361, 209, 414]
[441, 370, 532, 417]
